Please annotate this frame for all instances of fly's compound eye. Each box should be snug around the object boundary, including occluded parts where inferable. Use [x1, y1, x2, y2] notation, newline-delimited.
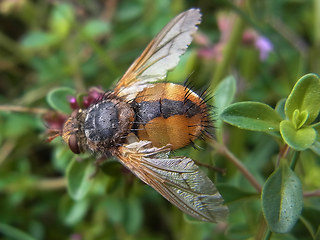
[68, 134, 81, 154]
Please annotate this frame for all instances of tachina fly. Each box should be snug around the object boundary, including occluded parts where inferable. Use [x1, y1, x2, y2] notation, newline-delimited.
[57, 9, 228, 223]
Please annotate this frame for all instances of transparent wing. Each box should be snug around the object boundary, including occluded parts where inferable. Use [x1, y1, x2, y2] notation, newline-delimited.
[114, 140, 228, 223]
[114, 8, 201, 100]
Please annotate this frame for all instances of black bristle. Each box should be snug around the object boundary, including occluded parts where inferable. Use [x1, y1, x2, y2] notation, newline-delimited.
[189, 139, 198, 150]
[183, 72, 194, 88]
[130, 128, 145, 131]
[188, 133, 197, 137]
[183, 90, 193, 103]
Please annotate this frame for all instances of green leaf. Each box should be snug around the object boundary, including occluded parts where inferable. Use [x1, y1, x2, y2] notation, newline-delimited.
[52, 145, 75, 173]
[220, 101, 282, 132]
[116, 2, 143, 21]
[47, 87, 75, 114]
[285, 73, 320, 125]
[280, 120, 317, 151]
[21, 32, 58, 49]
[0, 223, 36, 240]
[292, 109, 308, 129]
[298, 206, 320, 239]
[124, 197, 143, 234]
[59, 196, 89, 225]
[312, 122, 320, 141]
[275, 98, 286, 119]
[2, 113, 41, 138]
[213, 75, 236, 141]
[214, 75, 236, 116]
[105, 196, 125, 223]
[316, 226, 320, 240]
[66, 157, 94, 200]
[100, 158, 123, 177]
[82, 20, 111, 38]
[49, 3, 74, 37]
[309, 141, 320, 156]
[262, 165, 303, 233]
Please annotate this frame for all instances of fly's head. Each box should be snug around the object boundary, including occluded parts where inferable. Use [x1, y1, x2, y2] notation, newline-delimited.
[62, 109, 87, 154]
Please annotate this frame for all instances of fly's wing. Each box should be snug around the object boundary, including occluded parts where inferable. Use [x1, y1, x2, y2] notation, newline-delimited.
[114, 140, 228, 223]
[114, 9, 201, 101]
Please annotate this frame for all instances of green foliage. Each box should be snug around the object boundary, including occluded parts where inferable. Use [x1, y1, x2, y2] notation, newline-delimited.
[221, 73, 320, 151]
[280, 120, 317, 151]
[1, 0, 320, 240]
[59, 197, 90, 225]
[46, 87, 75, 114]
[21, 32, 58, 49]
[49, 3, 74, 38]
[285, 74, 320, 125]
[262, 165, 303, 233]
[213, 75, 236, 140]
[82, 20, 111, 39]
[66, 157, 95, 200]
[221, 101, 282, 132]
[220, 73, 320, 235]
[280, 73, 320, 150]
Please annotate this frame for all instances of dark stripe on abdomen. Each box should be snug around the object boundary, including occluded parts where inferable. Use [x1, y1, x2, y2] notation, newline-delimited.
[133, 98, 201, 125]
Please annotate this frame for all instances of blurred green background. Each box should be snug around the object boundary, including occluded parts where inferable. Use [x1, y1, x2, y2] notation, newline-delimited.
[0, 0, 320, 239]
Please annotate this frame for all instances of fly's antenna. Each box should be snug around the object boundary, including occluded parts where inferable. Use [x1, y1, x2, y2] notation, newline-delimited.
[46, 129, 62, 142]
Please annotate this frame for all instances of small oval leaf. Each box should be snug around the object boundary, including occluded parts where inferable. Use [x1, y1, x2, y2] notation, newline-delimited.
[285, 73, 320, 125]
[59, 196, 89, 225]
[214, 75, 236, 116]
[47, 87, 75, 114]
[220, 101, 282, 132]
[214, 75, 237, 141]
[105, 196, 125, 223]
[280, 120, 317, 151]
[49, 3, 74, 37]
[21, 32, 58, 49]
[275, 98, 286, 119]
[262, 165, 303, 233]
[66, 157, 94, 200]
[82, 20, 111, 38]
[309, 140, 320, 156]
[124, 197, 143, 234]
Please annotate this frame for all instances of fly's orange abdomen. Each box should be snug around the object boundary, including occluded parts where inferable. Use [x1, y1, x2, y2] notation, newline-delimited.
[133, 83, 210, 150]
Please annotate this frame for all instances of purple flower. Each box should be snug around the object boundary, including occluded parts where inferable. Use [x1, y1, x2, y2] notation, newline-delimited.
[68, 96, 79, 110]
[255, 36, 273, 61]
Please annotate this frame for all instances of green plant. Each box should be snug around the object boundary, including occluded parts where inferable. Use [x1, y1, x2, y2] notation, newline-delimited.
[219, 73, 320, 236]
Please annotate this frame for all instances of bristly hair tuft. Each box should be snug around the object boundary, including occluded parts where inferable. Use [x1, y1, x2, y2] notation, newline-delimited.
[182, 75, 216, 140]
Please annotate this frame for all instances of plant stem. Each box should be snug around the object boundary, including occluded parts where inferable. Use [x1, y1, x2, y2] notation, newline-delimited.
[0, 140, 16, 166]
[0, 105, 49, 114]
[276, 144, 290, 167]
[5, 178, 67, 192]
[211, 12, 246, 88]
[263, 229, 272, 240]
[290, 151, 299, 170]
[209, 139, 262, 193]
[33, 178, 67, 190]
[303, 189, 320, 198]
[314, 0, 320, 46]
[193, 159, 227, 175]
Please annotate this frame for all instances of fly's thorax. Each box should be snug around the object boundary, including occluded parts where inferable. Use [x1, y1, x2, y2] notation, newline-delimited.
[83, 96, 135, 154]
[132, 83, 212, 150]
[62, 94, 135, 155]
